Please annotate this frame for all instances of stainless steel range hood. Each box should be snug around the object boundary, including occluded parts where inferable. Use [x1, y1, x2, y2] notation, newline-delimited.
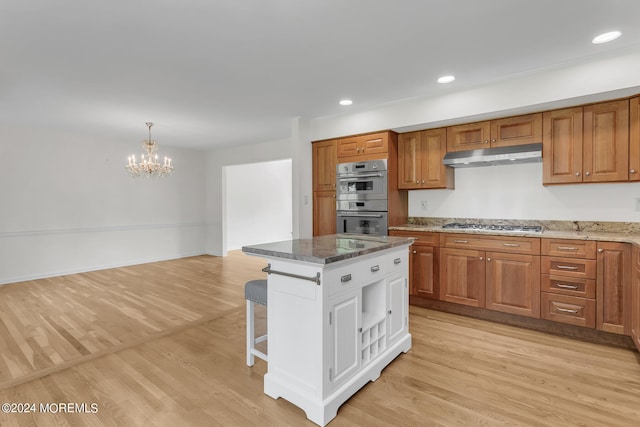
[442, 142, 542, 168]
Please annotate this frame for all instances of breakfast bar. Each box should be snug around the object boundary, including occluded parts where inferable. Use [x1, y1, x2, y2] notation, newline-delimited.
[242, 234, 413, 426]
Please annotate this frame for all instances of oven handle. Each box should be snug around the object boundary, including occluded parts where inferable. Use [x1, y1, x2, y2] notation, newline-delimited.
[337, 213, 384, 218]
[337, 172, 384, 180]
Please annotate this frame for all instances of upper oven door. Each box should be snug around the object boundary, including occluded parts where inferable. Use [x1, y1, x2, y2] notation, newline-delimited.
[336, 170, 387, 200]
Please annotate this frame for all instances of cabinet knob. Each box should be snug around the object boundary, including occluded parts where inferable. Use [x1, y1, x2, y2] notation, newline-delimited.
[483, 140, 489, 144]
[585, 171, 591, 176]
[416, 181, 420, 184]
[487, 257, 491, 262]
[575, 172, 581, 176]
[412, 250, 417, 254]
[332, 195, 336, 198]
[479, 257, 484, 261]
[491, 138, 496, 143]
[631, 169, 636, 174]
[598, 248, 604, 253]
[421, 180, 425, 184]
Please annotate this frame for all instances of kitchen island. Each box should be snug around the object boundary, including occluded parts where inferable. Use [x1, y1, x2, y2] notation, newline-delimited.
[242, 234, 413, 426]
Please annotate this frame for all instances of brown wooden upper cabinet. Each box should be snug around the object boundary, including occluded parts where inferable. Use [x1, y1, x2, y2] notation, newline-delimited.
[543, 99, 630, 184]
[630, 96, 640, 182]
[312, 139, 337, 192]
[397, 128, 454, 190]
[312, 139, 337, 236]
[337, 132, 389, 160]
[446, 113, 542, 152]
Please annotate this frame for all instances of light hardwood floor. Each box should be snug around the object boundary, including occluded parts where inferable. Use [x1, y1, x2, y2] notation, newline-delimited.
[0, 253, 639, 426]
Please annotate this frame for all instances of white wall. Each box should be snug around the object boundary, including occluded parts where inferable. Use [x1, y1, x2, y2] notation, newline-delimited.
[206, 138, 293, 256]
[408, 163, 640, 221]
[0, 126, 207, 285]
[225, 159, 292, 250]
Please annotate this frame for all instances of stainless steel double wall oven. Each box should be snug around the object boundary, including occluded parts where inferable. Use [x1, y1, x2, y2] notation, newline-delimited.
[336, 159, 388, 236]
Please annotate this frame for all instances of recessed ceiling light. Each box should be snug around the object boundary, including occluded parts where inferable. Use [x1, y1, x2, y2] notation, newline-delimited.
[592, 31, 621, 44]
[339, 99, 353, 106]
[437, 75, 455, 84]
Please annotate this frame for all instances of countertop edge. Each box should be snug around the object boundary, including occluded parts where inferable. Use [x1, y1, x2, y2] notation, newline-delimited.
[389, 225, 640, 246]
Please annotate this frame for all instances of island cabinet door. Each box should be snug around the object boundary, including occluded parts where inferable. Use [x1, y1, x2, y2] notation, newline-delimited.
[440, 248, 486, 307]
[387, 275, 408, 345]
[328, 291, 360, 390]
[485, 252, 541, 318]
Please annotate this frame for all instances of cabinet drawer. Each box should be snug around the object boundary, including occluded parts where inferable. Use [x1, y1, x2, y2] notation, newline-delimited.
[541, 274, 596, 298]
[361, 254, 387, 284]
[541, 256, 596, 279]
[442, 233, 540, 254]
[541, 239, 597, 259]
[326, 262, 362, 296]
[389, 230, 439, 247]
[385, 250, 408, 276]
[541, 293, 596, 328]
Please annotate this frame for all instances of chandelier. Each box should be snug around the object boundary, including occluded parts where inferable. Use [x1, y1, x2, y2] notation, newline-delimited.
[126, 122, 174, 177]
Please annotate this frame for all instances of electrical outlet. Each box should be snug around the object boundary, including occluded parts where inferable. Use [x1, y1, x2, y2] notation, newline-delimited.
[421, 200, 428, 211]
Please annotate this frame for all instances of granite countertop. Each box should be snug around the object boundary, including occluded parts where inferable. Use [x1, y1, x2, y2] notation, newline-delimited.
[389, 218, 640, 246]
[242, 234, 414, 265]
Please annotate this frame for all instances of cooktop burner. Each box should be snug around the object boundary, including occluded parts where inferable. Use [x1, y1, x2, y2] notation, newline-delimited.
[442, 223, 543, 233]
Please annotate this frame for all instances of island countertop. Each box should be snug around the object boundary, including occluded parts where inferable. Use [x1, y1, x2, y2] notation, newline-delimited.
[241, 234, 414, 265]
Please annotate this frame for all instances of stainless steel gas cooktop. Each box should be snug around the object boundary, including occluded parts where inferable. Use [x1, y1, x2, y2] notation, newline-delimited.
[442, 222, 543, 234]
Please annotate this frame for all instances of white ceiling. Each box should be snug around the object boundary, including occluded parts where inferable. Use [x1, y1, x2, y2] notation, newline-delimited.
[2, 0, 640, 150]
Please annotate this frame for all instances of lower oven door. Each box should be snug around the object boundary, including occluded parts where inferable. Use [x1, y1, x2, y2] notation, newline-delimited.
[336, 211, 388, 236]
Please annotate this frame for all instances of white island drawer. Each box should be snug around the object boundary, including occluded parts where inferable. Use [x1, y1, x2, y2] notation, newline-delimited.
[326, 262, 362, 296]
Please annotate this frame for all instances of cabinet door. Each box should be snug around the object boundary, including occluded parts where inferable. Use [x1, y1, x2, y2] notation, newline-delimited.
[397, 132, 421, 189]
[542, 107, 583, 184]
[446, 121, 491, 152]
[490, 113, 542, 147]
[330, 294, 359, 388]
[630, 96, 640, 182]
[632, 247, 640, 351]
[312, 139, 337, 192]
[485, 252, 540, 318]
[440, 248, 486, 307]
[313, 191, 336, 236]
[337, 136, 360, 158]
[583, 100, 629, 182]
[411, 245, 438, 299]
[360, 132, 388, 157]
[596, 242, 631, 334]
[387, 275, 407, 345]
[421, 128, 453, 189]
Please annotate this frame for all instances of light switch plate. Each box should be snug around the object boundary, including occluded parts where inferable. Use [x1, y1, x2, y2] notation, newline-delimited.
[421, 201, 428, 211]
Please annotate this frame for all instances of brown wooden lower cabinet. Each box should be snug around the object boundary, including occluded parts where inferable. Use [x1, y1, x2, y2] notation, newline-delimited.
[440, 248, 486, 307]
[541, 292, 596, 328]
[632, 246, 640, 350]
[597, 242, 631, 334]
[312, 191, 335, 236]
[412, 245, 438, 299]
[485, 252, 540, 318]
[388, 230, 439, 299]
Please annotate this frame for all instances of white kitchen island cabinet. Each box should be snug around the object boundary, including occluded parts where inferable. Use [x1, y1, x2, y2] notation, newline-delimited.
[242, 234, 413, 426]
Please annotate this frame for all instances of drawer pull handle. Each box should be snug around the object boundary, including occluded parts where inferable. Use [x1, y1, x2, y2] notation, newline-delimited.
[454, 240, 469, 243]
[555, 283, 579, 290]
[394, 258, 402, 265]
[341, 274, 352, 283]
[557, 265, 579, 270]
[556, 307, 579, 314]
[371, 265, 380, 272]
[557, 246, 578, 251]
[503, 243, 521, 247]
